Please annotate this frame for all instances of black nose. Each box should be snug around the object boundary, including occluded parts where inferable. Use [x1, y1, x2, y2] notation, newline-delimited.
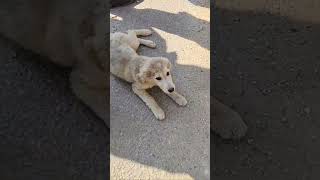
[168, 87, 174, 93]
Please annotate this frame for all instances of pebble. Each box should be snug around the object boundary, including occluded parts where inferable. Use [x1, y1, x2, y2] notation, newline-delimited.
[283, 168, 289, 173]
[304, 107, 311, 114]
[281, 117, 288, 123]
[247, 138, 254, 145]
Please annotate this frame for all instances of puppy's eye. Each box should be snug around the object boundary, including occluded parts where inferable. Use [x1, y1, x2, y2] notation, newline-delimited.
[156, 77, 162, 80]
[167, 72, 170, 76]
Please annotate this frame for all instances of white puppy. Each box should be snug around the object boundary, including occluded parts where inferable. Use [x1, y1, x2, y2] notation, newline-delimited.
[110, 29, 187, 120]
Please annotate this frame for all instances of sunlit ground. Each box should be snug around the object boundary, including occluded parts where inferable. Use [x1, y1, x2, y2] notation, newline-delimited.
[110, 154, 194, 180]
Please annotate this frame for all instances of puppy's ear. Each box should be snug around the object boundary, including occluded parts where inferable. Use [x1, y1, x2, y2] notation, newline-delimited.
[153, 57, 171, 69]
[166, 60, 172, 69]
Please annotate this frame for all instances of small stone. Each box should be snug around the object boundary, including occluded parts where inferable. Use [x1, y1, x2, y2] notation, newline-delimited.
[262, 89, 272, 95]
[248, 38, 255, 42]
[216, 75, 223, 80]
[281, 117, 288, 123]
[18, 89, 25, 96]
[289, 68, 295, 71]
[289, 28, 298, 33]
[196, 25, 204, 32]
[263, 113, 270, 116]
[255, 57, 261, 61]
[304, 107, 311, 114]
[266, 151, 273, 156]
[306, 25, 312, 29]
[247, 138, 254, 145]
[287, 147, 296, 151]
[233, 18, 241, 22]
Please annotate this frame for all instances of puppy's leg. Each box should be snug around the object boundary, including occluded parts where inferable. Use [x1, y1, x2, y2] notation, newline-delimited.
[127, 30, 155, 50]
[127, 30, 141, 51]
[130, 29, 152, 36]
[70, 67, 109, 127]
[132, 84, 165, 120]
[138, 38, 156, 48]
[167, 91, 188, 106]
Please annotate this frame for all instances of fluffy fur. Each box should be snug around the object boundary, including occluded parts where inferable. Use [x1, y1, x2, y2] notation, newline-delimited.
[0, 0, 109, 126]
[110, 29, 187, 120]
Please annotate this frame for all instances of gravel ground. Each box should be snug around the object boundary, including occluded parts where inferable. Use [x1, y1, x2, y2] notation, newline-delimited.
[213, 2, 320, 179]
[0, 35, 109, 179]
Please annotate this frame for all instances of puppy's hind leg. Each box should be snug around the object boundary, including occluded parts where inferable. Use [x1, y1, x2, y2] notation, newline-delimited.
[127, 29, 156, 49]
[138, 38, 156, 48]
[132, 83, 165, 120]
[129, 29, 152, 36]
[127, 30, 141, 51]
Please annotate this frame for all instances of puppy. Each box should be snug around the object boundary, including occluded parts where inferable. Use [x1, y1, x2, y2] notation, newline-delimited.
[0, 0, 109, 126]
[110, 29, 187, 120]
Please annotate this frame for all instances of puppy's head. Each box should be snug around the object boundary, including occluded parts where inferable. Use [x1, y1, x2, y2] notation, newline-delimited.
[138, 57, 175, 94]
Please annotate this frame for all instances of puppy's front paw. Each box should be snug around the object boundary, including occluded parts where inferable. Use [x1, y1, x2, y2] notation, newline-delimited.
[144, 29, 152, 36]
[153, 108, 165, 120]
[176, 96, 188, 106]
[148, 42, 157, 48]
[214, 118, 248, 139]
[212, 99, 247, 139]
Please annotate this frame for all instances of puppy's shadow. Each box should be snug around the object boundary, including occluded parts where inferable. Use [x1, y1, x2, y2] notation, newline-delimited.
[111, 3, 209, 50]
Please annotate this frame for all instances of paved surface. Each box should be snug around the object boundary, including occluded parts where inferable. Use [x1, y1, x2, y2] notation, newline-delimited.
[0, 37, 108, 179]
[213, 1, 320, 179]
[110, 0, 210, 179]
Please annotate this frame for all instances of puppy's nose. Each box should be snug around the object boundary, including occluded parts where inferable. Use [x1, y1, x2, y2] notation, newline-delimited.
[168, 87, 175, 93]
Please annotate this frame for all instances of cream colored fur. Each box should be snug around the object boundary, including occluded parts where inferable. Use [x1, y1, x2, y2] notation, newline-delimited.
[111, 29, 187, 120]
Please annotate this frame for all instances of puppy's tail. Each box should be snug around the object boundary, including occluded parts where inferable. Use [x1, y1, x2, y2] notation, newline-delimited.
[127, 29, 152, 36]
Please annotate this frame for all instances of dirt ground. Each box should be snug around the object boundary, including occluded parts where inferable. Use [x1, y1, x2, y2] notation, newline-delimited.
[213, 4, 320, 180]
[0, 33, 109, 180]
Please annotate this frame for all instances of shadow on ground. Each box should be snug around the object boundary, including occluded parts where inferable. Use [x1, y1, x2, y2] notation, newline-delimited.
[111, 6, 209, 50]
[212, 6, 320, 180]
[0, 36, 109, 180]
[188, 0, 210, 8]
[110, 1, 210, 179]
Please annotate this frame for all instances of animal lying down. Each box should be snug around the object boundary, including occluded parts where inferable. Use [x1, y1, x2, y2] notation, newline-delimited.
[0, 0, 246, 139]
[110, 29, 187, 120]
[0, 0, 109, 126]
